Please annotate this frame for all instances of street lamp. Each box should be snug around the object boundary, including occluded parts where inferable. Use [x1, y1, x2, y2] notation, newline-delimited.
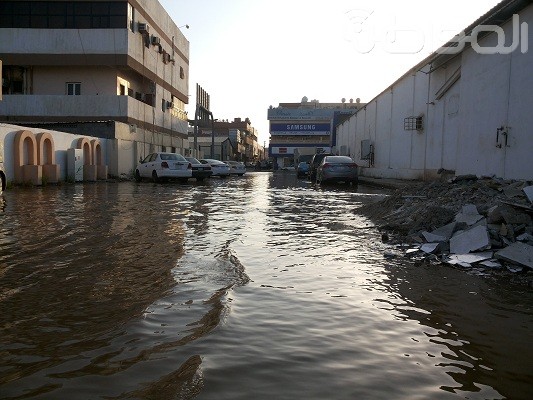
[179, 24, 189, 29]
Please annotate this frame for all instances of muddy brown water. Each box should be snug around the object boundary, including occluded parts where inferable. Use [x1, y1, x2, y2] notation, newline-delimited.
[0, 172, 532, 399]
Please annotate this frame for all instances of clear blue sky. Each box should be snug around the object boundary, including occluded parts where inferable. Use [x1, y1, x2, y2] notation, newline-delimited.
[159, 0, 502, 145]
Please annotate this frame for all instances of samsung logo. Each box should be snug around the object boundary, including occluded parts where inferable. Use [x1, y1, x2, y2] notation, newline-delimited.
[286, 124, 316, 130]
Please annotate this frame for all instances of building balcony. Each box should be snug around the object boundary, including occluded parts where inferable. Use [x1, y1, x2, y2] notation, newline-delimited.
[0, 94, 188, 133]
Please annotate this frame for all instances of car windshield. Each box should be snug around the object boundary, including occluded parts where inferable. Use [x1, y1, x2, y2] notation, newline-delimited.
[324, 156, 353, 163]
[160, 153, 186, 161]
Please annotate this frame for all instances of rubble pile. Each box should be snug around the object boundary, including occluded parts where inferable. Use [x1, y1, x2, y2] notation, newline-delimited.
[358, 177, 533, 280]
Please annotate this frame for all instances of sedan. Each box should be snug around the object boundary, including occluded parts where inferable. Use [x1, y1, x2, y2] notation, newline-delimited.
[316, 156, 358, 185]
[135, 152, 192, 183]
[200, 159, 231, 178]
[296, 161, 310, 178]
[225, 161, 247, 176]
[185, 156, 213, 181]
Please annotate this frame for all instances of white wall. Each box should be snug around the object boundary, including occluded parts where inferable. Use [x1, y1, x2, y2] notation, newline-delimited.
[336, 4, 533, 181]
[0, 123, 108, 182]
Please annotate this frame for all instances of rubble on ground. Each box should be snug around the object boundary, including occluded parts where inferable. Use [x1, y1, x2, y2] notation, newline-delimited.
[358, 177, 533, 286]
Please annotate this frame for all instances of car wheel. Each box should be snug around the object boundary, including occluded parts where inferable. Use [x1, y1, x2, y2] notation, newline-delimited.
[152, 170, 159, 183]
[134, 170, 142, 182]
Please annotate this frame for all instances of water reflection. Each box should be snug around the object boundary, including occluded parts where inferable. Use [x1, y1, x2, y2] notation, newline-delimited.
[1, 174, 532, 399]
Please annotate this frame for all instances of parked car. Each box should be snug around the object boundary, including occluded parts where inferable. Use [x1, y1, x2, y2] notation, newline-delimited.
[225, 161, 247, 176]
[316, 156, 358, 185]
[200, 159, 231, 177]
[135, 152, 192, 183]
[296, 161, 310, 178]
[308, 152, 333, 182]
[185, 156, 213, 181]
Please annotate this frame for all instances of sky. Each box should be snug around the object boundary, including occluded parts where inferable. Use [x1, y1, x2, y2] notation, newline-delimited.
[159, 0, 503, 145]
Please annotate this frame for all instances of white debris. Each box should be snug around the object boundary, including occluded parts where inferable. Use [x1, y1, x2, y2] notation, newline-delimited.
[445, 252, 493, 265]
[480, 260, 502, 268]
[495, 242, 533, 269]
[522, 185, 533, 203]
[450, 225, 490, 254]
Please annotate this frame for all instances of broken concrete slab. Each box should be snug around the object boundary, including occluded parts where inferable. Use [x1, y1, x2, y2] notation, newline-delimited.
[480, 260, 502, 268]
[455, 204, 483, 226]
[431, 222, 457, 240]
[524, 185, 533, 204]
[421, 243, 440, 254]
[450, 225, 490, 254]
[445, 252, 493, 265]
[422, 231, 447, 243]
[495, 242, 533, 269]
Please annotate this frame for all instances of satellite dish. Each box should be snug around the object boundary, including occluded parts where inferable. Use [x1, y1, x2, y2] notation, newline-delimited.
[342, 98, 346, 103]
[349, 98, 354, 103]
[356, 98, 361, 103]
[302, 96, 308, 103]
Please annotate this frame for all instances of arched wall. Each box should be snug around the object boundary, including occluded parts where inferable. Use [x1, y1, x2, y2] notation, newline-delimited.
[13, 130, 39, 184]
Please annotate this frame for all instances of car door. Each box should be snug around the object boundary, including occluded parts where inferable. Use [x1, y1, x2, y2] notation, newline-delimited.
[140, 153, 156, 177]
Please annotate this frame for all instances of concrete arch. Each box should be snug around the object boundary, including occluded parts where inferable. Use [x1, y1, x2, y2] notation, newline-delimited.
[13, 130, 42, 185]
[36, 132, 56, 165]
[77, 138, 93, 165]
[36, 132, 60, 183]
[91, 139, 108, 180]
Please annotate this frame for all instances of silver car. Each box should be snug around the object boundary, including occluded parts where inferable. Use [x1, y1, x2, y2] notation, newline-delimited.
[200, 159, 231, 178]
[316, 156, 358, 185]
[225, 161, 247, 176]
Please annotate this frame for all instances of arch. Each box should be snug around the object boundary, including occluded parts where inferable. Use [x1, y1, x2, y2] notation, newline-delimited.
[13, 130, 41, 184]
[36, 132, 60, 184]
[91, 139, 108, 180]
[36, 132, 56, 165]
[77, 138, 93, 166]
[91, 139, 103, 166]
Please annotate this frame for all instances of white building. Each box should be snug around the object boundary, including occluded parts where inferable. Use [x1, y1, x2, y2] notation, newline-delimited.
[0, 0, 189, 177]
[336, 0, 533, 181]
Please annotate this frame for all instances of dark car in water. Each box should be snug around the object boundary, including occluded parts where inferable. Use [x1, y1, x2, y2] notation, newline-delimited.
[308, 152, 333, 182]
[296, 161, 310, 178]
[185, 156, 213, 181]
[316, 155, 358, 185]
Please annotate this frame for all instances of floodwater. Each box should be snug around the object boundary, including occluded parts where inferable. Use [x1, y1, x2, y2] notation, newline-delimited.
[0, 172, 532, 400]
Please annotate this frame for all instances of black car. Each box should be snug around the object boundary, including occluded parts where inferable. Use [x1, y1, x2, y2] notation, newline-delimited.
[308, 152, 333, 182]
[185, 156, 213, 181]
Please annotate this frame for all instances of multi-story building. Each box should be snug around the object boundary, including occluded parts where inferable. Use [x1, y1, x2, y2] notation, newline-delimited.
[267, 97, 362, 168]
[189, 117, 264, 162]
[0, 0, 189, 177]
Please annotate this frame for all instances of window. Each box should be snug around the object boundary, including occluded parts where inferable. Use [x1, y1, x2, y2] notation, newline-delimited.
[0, 1, 128, 29]
[162, 99, 166, 112]
[180, 66, 185, 79]
[66, 82, 81, 95]
[119, 84, 126, 95]
[128, 3, 135, 32]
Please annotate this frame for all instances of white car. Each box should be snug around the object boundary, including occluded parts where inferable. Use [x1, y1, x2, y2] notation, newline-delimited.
[200, 159, 231, 178]
[135, 152, 192, 183]
[225, 161, 247, 176]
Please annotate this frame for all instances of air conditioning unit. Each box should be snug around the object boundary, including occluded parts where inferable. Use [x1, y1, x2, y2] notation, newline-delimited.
[166, 101, 174, 109]
[138, 22, 149, 34]
[151, 35, 160, 46]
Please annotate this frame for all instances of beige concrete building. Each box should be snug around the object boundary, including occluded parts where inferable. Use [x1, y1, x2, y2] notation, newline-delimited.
[0, 0, 189, 177]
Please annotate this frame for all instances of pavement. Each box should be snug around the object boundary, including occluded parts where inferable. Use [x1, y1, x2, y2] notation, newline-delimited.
[358, 176, 417, 190]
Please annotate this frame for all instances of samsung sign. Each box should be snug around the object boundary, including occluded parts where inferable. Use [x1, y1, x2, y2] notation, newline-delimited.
[270, 123, 331, 135]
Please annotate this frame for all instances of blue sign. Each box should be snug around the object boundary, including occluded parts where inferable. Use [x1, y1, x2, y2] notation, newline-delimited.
[270, 123, 331, 135]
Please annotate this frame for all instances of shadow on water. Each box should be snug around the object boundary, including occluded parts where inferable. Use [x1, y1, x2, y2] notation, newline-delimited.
[374, 256, 533, 400]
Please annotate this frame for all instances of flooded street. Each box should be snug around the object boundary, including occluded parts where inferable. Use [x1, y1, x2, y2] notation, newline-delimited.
[1, 172, 532, 400]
